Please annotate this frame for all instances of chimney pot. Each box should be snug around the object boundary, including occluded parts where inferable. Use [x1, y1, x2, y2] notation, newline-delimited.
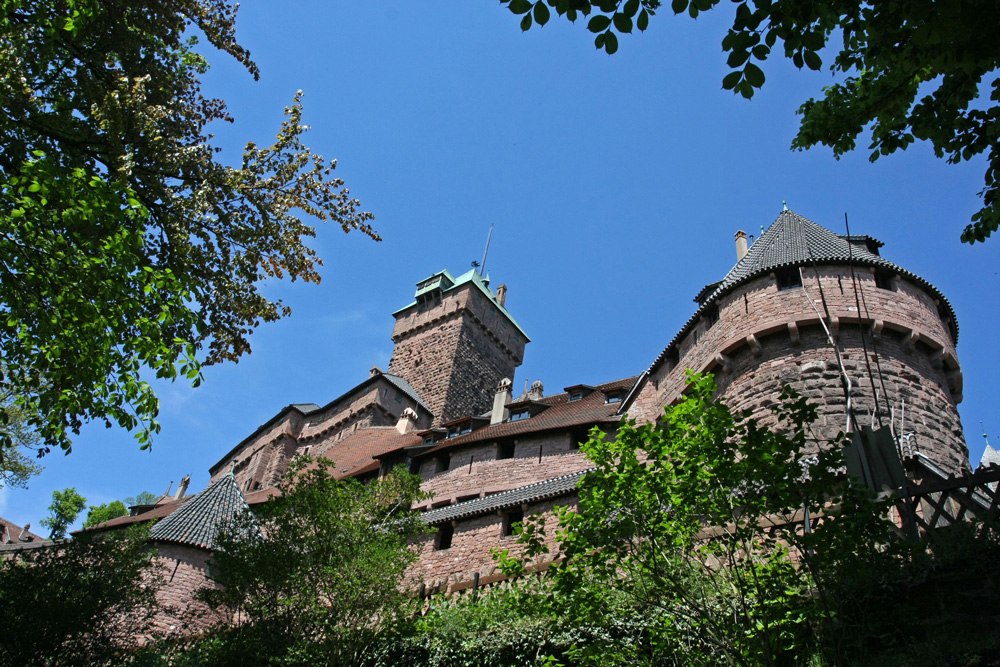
[175, 474, 190, 500]
[496, 283, 508, 307]
[528, 380, 544, 401]
[491, 378, 513, 425]
[370, 365, 383, 379]
[735, 230, 748, 261]
[396, 407, 419, 435]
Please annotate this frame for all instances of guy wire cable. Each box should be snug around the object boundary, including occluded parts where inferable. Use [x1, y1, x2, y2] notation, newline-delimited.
[843, 213, 886, 429]
[844, 213, 894, 425]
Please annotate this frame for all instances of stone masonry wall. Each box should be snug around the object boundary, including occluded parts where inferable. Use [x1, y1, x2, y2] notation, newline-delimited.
[630, 265, 967, 471]
[150, 542, 224, 636]
[407, 496, 575, 591]
[389, 283, 527, 425]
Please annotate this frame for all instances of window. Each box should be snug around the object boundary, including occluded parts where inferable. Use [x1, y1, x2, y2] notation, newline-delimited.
[497, 441, 516, 460]
[704, 304, 719, 327]
[605, 393, 623, 404]
[502, 508, 524, 537]
[776, 267, 802, 290]
[509, 409, 530, 422]
[874, 271, 894, 290]
[434, 523, 453, 550]
[447, 426, 460, 439]
[422, 435, 435, 445]
[434, 454, 450, 474]
[568, 390, 583, 402]
[408, 457, 420, 475]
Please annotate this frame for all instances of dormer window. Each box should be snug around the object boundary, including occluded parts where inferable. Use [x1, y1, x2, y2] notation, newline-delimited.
[422, 435, 435, 445]
[605, 391, 624, 404]
[568, 390, 584, 402]
[509, 409, 530, 422]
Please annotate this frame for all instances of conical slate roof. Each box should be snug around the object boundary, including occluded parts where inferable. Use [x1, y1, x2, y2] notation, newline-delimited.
[649, 209, 958, 373]
[149, 474, 257, 550]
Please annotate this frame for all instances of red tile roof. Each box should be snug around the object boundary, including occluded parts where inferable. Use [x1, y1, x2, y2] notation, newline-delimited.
[417, 376, 638, 458]
[1, 515, 44, 543]
[79, 497, 193, 534]
[313, 427, 421, 478]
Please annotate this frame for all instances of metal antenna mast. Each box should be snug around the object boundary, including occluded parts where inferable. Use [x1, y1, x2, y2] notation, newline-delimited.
[479, 224, 494, 276]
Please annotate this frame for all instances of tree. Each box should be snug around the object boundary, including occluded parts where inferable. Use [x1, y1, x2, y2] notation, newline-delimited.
[195, 458, 429, 665]
[0, 0, 378, 456]
[0, 525, 161, 666]
[499, 0, 1000, 244]
[497, 374, 914, 665]
[39, 486, 86, 539]
[0, 373, 43, 488]
[83, 499, 128, 528]
[126, 490, 158, 507]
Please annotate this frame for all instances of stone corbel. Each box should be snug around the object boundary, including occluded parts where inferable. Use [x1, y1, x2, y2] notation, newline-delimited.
[903, 328, 920, 352]
[946, 368, 963, 398]
[871, 319, 884, 343]
[715, 351, 733, 374]
[930, 347, 946, 369]
[787, 321, 800, 346]
[746, 334, 763, 357]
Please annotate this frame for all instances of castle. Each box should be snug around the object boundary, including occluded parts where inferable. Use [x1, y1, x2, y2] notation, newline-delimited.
[89, 208, 969, 627]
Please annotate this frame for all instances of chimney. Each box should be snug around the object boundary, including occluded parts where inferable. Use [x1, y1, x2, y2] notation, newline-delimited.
[495, 283, 508, 308]
[370, 365, 383, 379]
[396, 407, 419, 435]
[528, 379, 544, 401]
[18, 524, 30, 542]
[735, 230, 748, 261]
[491, 378, 512, 425]
[175, 474, 190, 500]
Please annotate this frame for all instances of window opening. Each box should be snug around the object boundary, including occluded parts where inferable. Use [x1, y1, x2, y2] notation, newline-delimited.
[503, 508, 524, 537]
[434, 454, 450, 474]
[509, 409, 530, 422]
[497, 441, 515, 460]
[776, 268, 802, 290]
[434, 523, 453, 550]
[568, 390, 583, 402]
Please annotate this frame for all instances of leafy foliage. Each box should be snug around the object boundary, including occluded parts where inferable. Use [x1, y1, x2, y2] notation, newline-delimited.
[192, 458, 429, 666]
[0, 525, 161, 666]
[39, 485, 86, 539]
[0, 0, 377, 455]
[0, 369, 43, 488]
[83, 499, 128, 528]
[497, 0, 1000, 244]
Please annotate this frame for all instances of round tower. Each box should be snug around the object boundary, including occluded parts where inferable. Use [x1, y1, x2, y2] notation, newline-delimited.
[629, 210, 968, 472]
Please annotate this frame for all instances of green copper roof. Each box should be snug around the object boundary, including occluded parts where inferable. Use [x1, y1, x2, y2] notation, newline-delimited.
[393, 268, 529, 340]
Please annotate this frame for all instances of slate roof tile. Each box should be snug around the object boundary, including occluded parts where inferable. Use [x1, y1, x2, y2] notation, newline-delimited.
[420, 468, 590, 525]
[148, 474, 256, 550]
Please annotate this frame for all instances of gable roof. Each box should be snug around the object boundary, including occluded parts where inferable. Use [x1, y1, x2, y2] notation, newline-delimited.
[648, 209, 958, 374]
[312, 427, 422, 478]
[149, 474, 256, 550]
[415, 376, 638, 458]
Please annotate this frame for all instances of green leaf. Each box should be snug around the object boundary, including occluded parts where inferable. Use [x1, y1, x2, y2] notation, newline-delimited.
[637, 8, 649, 30]
[521, 12, 533, 30]
[624, 0, 640, 17]
[671, 0, 688, 14]
[595, 32, 606, 48]
[588, 15, 611, 32]
[613, 12, 633, 33]
[722, 71, 742, 90]
[604, 30, 619, 54]
[534, 1, 551, 25]
[803, 50, 822, 71]
[508, 0, 533, 14]
[727, 49, 750, 67]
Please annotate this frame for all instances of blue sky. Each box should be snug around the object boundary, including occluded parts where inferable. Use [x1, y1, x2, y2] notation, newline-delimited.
[4, 2, 999, 531]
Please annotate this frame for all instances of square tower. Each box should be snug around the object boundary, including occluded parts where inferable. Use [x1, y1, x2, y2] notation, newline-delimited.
[387, 269, 529, 426]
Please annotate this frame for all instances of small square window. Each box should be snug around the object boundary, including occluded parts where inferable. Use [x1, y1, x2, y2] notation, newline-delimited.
[605, 394, 622, 404]
[568, 390, 583, 402]
[502, 508, 524, 537]
[434, 454, 450, 474]
[497, 442, 516, 460]
[874, 271, 894, 291]
[776, 268, 802, 291]
[434, 524, 453, 550]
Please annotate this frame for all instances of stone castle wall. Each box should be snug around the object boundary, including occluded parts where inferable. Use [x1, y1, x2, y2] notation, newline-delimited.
[630, 265, 967, 471]
[150, 542, 225, 636]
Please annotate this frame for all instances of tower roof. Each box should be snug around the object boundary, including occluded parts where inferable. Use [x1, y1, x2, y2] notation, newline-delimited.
[393, 267, 529, 340]
[649, 209, 958, 374]
[149, 473, 258, 550]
